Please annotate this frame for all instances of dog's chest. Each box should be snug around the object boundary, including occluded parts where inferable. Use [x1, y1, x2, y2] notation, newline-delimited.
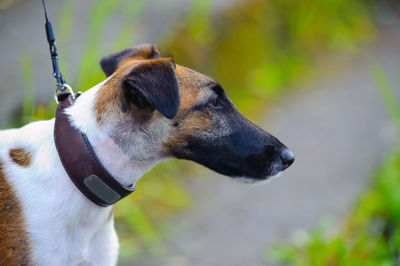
[32, 200, 113, 264]
[21, 163, 114, 264]
[0, 120, 118, 265]
[20, 169, 115, 265]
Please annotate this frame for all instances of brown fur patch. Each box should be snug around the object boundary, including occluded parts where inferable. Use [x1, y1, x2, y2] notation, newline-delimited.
[175, 66, 213, 112]
[163, 111, 213, 155]
[178, 111, 213, 132]
[96, 44, 161, 125]
[95, 48, 214, 132]
[95, 57, 177, 125]
[129, 44, 160, 60]
[0, 160, 33, 265]
[94, 76, 124, 125]
[9, 148, 32, 168]
[94, 59, 155, 125]
[161, 66, 218, 154]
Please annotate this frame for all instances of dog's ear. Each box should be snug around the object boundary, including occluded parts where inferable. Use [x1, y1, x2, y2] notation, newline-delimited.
[100, 44, 161, 77]
[121, 57, 180, 119]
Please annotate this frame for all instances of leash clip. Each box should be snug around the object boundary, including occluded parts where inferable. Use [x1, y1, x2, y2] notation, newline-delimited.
[42, 0, 72, 103]
[54, 84, 75, 104]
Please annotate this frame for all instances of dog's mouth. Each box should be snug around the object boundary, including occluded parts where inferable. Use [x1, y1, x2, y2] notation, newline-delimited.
[231, 171, 282, 184]
[179, 152, 292, 182]
[227, 161, 285, 183]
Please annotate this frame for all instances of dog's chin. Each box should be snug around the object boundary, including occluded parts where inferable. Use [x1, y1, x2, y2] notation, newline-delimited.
[231, 171, 282, 185]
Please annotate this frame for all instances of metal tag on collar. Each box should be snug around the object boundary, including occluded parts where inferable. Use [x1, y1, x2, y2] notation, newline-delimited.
[84, 175, 137, 206]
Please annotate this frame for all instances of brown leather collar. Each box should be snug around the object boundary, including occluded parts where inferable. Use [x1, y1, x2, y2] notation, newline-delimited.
[54, 92, 136, 207]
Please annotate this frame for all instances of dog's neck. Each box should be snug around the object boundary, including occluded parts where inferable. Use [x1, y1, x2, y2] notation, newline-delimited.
[65, 79, 159, 187]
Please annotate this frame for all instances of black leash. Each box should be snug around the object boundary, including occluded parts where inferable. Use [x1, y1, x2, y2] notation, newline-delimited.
[42, 0, 136, 206]
[41, 0, 75, 102]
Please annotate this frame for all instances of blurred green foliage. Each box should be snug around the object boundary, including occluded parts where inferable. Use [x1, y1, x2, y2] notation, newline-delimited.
[163, 0, 376, 118]
[17, 0, 378, 261]
[267, 66, 400, 266]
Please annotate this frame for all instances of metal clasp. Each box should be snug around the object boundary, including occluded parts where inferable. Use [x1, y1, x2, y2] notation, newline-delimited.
[54, 84, 75, 103]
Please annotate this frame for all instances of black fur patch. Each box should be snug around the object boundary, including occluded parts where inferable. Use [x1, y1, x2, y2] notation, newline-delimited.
[122, 58, 180, 119]
[100, 44, 161, 77]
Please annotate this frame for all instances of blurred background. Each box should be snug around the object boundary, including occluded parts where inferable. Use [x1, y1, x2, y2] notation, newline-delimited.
[1, 0, 400, 265]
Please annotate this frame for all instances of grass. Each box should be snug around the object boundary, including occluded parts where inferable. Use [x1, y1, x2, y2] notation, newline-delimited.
[267, 65, 400, 266]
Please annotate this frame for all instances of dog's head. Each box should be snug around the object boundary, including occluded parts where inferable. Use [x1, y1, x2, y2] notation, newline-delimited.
[96, 44, 294, 182]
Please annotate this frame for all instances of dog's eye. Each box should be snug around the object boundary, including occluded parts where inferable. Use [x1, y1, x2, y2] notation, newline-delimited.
[208, 99, 223, 110]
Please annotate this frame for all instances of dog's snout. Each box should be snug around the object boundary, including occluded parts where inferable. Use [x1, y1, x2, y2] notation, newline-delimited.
[280, 149, 295, 169]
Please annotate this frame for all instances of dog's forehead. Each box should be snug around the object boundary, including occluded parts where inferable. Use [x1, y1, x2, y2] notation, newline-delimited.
[175, 65, 215, 105]
[116, 57, 214, 88]
[112, 57, 217, 110]
[175, 65, 213, 86]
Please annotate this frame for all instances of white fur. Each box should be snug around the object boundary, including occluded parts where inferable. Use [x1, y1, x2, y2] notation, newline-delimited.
[0, 79, 161, 265]
[232, 171, 282, 185]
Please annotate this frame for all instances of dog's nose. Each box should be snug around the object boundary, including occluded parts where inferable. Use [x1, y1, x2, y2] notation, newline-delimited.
[280, 149, 295, 169]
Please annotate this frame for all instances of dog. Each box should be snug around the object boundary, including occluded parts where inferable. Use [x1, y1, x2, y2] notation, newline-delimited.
[0, 44, 294, 265]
